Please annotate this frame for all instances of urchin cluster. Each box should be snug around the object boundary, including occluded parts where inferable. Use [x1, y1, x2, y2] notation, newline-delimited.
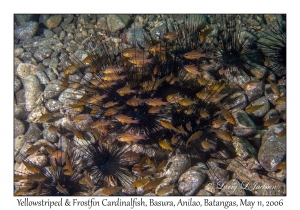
[14, 14, 286, 196]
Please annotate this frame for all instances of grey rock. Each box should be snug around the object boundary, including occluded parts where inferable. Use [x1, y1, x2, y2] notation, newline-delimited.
[185, 14, 208, 30]
[46, 15, 63, 29]
[178, 167, 206, 195]
[232, 109, 256, 137]
[35, 71, 50, 85]
[14, 104, 28, 120]
[268, 168, 286, 182]
[19, 52, 37, 64]
[33, 47, 53, 61]
[245, 96, 270, 117]
[265, 84, 280, 105]
[17, 63, 38, 79]
[150, 21, 167, 40]
[21, 37, 62, 48]
[26, 153, 48, 168]
[14, 76, 22, 92]
[244, 80, 264, 101]
[49, 57, 59, 69]
[232, 136, 257, 159]
[223, 92, 248, 110]
[250, 63, 268, 79]
[14, 57, 22, 74]
[164, 154, 191, 183]
[39, 14, 51, 25]
[27, 104, 47, 123]
[43, 58, 50, 67]
[263, 109, 279, 124]
[44, 79, 63, 99]
[227, 157, 261, 173]
[196, 190, 214, 196]
[14, 48, 24, 57]
[15, 14, 37, 25]
[45, 68, 57, 80]
[96, 17, 108, 30]
[14, 21, 39, 40]
[59, 87, 86, 105]
[15, 89, 26, 106]
[42, 127, 58, 143]
[258, 124, 286, 172]
[24, 123, 42, 143]
[220, 179, 246, 196]
[43, 29, 55, 39]
[122, 28, 151, 49]
[205, 162, 230, 187]
[275, 101, 286, 113]
[14, 135, 25, 157]
[45, 99, 63, 112]
[23, 75, 42, 111]
[61, 15, 74, 28]
[14, 118, 25, 137]
[107, 14, 131, 33]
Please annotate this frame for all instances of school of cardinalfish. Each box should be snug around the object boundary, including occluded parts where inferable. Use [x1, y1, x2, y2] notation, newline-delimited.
[14, 14, 286, 196]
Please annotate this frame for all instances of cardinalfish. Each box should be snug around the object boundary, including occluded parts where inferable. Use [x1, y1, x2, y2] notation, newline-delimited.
[145, 98, 168, 107]
[26, 143, 46, 155]
[184, 107, 194, 115]
[164, 31, 178, 41]
[199, 26, 214, 42]
[218, 105, 236, 125]
[245, 104, 265, 113]
[276, 160, 286, 170]
[148, 106, 163, 114]
[208, 82, 226, 93]
[87, 93, 107, 105]
[103, 101, 119, 108]
[73, 114, 90, 123]
[187, 131, 203, 144]
[212, 118, 226, 129]
[196, 90, 211, 100]
[183, 50, 209, 60]
[62, 74, 69, 90]
[126, 96, 145, 107]
[278, 127, 286, 137]
[267, 78, 280, 95]
[159, 139, 173, 151]
[156, 160, 168, 172]
[56, 183, 69, 195]
[201, 141, 215, 150]
[179, 98, 197, 106]
[200, 110, 210, 119]
[275, 96, 286, 105]
[184, 65, 202, 77]
[103, 65, 124, 74]
[208, 128, 233, 141]
[165, 74, 177, 84]
[128, 57, 154, 67]
[176, 125, 188, 135]
[149, 44, 167, 53]
[122, 48, 146, 58]
[102, 73, 126, 81]
[263, 115, 281, 126]
[117, 85, 137, 96]
[210, 93, 228, 103]
[98, 81, 118, 89]
[118, 133, 146, 144]
[157, 184, 175, 195]
[64, 65, 77, 75]
[38, 113, 59, 123]
[160, 120, 178, 133]
[104, 107, 120, 116]
[132, 178, 150, 187]
[67, 104, 84, 112]
[102, 186, 124, 196]
[22, 160, 40, 174]
[92, 121, 114, 129]
[143, 177, 165, 191]
[197, 77, 208, 86]
[116, 114, 140, 124]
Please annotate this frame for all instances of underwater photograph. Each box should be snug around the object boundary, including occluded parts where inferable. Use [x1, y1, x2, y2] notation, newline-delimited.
[14, 14, 286, 196]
